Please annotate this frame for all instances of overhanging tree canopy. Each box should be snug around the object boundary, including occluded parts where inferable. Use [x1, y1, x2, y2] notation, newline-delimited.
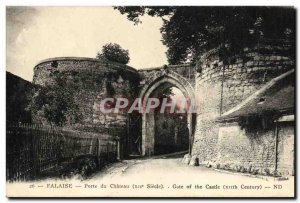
[115, 6, 295, 64]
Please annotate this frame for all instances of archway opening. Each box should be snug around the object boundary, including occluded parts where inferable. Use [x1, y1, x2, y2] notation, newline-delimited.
[153, 86, 189, 155]
[141, 77, 194, 156]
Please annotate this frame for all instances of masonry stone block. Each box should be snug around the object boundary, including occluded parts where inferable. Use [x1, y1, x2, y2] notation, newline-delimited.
[193, 44, 294, 173]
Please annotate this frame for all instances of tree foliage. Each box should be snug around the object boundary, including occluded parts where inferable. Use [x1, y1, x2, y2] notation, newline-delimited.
[97, 43, 130, 64]
[29, 74, 80, 126]
[115, 6, 295, 64]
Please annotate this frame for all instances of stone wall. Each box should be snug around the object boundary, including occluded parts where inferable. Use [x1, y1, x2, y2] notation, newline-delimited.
[32, 57, 140, 145]
[217, 122, 276, 175]
[193, 42, 295, 165]
[138, 64, 196, 87]
[277, 122, 294, 176]
[216, 120, 294, 176]
[31, 43, 294, 167]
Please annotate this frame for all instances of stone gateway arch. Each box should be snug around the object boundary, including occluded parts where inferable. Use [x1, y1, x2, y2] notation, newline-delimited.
[138, 66, 197, 156]
[33, 39, 295, 176]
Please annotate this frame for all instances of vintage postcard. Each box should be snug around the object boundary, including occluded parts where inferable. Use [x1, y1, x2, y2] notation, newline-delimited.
[6, 6, 295, 198]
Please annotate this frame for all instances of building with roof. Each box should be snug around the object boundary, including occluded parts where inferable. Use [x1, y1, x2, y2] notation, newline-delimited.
[216, 69, 294, 176]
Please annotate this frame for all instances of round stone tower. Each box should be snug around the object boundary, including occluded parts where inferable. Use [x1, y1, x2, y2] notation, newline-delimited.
[192, 39, 295, 166]
[32, 57, 140, 144]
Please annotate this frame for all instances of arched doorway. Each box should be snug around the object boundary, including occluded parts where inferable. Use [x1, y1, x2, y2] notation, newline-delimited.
[139, 71, 196, 156]
[153, 87, 190, 155]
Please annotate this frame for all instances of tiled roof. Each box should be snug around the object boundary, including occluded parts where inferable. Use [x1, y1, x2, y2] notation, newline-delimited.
[219, 69, 294, 121]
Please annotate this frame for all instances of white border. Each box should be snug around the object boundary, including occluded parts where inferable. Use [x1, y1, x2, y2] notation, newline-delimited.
[1, 1, 298, 202]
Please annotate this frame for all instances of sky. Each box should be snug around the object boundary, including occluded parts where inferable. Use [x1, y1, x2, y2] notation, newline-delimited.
[6, 7, 168, 81]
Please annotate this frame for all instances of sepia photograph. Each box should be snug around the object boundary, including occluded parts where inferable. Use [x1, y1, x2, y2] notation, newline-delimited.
[5, 6, 295, 198]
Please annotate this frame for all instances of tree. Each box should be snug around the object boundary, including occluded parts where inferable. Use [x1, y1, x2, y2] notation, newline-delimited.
[97, 43, 130, 64]
[115, 6, 295, 64]
[29, 74, 81, 126]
